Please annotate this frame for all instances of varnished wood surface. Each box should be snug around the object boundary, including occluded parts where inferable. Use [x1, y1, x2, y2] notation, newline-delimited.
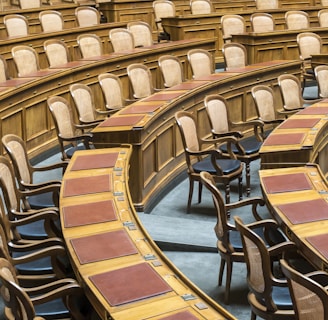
[60, 146, 236, 320]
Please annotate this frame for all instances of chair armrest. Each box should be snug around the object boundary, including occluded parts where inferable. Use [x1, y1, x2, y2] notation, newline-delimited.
[33, 161, 68, 173]
[20, 180, 62, 189]
[58, 133, 93, 143]
[26, 279, 81, 297]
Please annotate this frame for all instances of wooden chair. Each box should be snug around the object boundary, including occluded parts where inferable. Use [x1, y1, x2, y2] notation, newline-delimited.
[127, 21, 154, 47]
[204, 94, 264, 197]
[109, 28, 135, 52]
[222, 42, 247, 71]
[153, 0, 175, 41]
[250, 13, 275, 33]
[158, 55, 184, 87]
[43, 39, 70, 68]
[318, 9, 328, 27]
[39, 10, 64, 32]
[2, 134, 68, 210]
[321, 0, 328, 4]
[69, 83, 113, 126]
[280, 259, 328, 320]
[234, 216, 296, 320]
[221, 14, 246, 43]
[315, 65, 328, 98]
[285, 10, 310, 30]
[47, 96, 93, 161]
[190, 0, 214, 15]
[18, 0, 41, 9]
[187, 48, 214, 79]
[11, 45, 40, 77]
[4, 14, 29, 37]
[175, 111, 243, 212]
[200, 171, 286, 304]
[77, 33, 103, 58]
[0, 54, 11, 83]
[254, 0, 278, 9]
[75, 6, 100, 27]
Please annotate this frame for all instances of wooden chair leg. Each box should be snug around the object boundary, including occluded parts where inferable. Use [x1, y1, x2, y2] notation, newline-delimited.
[224, 183, 230, 204]
[187, 178, 194, 213]
[245, 163, 251, 197]
[218, 258, 225, 286]
[238, 175, 243, 201]
[224, 260, 233, 305]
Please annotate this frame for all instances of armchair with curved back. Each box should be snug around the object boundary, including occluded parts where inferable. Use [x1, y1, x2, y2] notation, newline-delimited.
[43, 39, 70, 68]
[221, 14, 246, 43]
[187, 48, 215, 79]
[315, 65, 328, 99]
[318, 9, 328, 27]
[254, 0, 278, 9]
[158, 54, 184, 87]
[190, 0, 214, 15]
[285, 10, 310, 30]
[0, 54, 11, 83]
[175, 111, 243, 212]
[222, 42, 247, 71]
[109, 28, 135, 52]
[153, 0, 175, 42]
[127, 21, 154, 47]
[75, 6, 100, 27]
[39, 10, 64, 32]
[77, 33, 103, 59]
[18, 0, 41, 9]
[4, 14, 29, 38]
[250, 13, 275, 33]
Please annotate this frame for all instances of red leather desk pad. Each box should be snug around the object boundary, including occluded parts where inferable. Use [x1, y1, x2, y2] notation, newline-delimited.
[306, 233, 328, 260]
[143, 91, 185, 101]
[120, 101, 165, 114]
[70, 153, 119, 171]
[169, 81, 209, 90]
[20, 69, 60, 77]
[0, 78, 34, 87]
[70, 229, 138, 264]
[89, 262, 172, 306]
[298, 107, 328, 115]
[262, 133, 305, 146]
[62, 199, 117, 227]
[99, 115, 144, 127]
[63, 174, 111, 197]
[159, 311, 199, 320]
[278, 118, 320, 129]
[261, 173, 312, 193]
[276, 198, 328, 224]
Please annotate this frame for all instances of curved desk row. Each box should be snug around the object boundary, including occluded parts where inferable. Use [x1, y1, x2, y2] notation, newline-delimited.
[60, 146, 235, 320]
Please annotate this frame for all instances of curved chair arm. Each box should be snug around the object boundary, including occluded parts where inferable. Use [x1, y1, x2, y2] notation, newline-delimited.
[200, 135, 240, 159]
[26, 279, 81, 297]
[32, 161, 69, 173]
[20, 180, 62, 190]
[58, 133, 93, 142]
[95, 108, 116, 116]
[230, 119, 265, 140]
[225, 196, 266, 220]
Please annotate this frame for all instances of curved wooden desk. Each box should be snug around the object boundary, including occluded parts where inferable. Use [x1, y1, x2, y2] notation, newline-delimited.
[60, 146, 235, 320]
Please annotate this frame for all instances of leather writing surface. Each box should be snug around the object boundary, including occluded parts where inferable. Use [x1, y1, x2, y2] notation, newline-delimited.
[20, 69, 60, 77]
[62, 199, 117, 227]
[277, 198, 328, 224]
[70, 229, 138, 264]
[298, 107, 328, 115]
[143, 91, 185, 101]
[169, 81, 209, 90]
[195, 73, 232, 81]
[120, 101, 164, 115]
[63, 174, 111, 197]
[159, 310, 199, 319]
[262, 173, 312, 193]
[278, 118, 320, 129]
[306, 233, 328, 260]
[70, 153, 119, 171]
[0, 78, 34, 87]
[89, 262, 172, 306]
[99, 115, 144, 127]
[262, 133, 305, 146]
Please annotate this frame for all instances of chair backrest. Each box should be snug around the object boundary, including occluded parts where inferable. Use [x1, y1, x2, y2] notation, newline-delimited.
[318, 9, 328, 27]
[190, 0, 213, 15]
[0, 55, 10, 83]
[250, 13, 275, 33]
[98, 73, 125, 110]
[153, 0, 175, 32]
[4, 14, 29, 37]
[127, 63, 154, 99]
[39, 10, 64, 32]
[222, 42, 247, 70]
[254, 0, 278, 10]
[75, 6, 100, 27]
[221, 14, 246, 42]
[187, 49, 214, 78]
[315, 65, 328, 98]
[278, 74, 304, 111]
[251, 85, 277, 122]
[44, 39, 70, 68]
[11, 45, 40, 77]
[285, 10, 310, 30]
[77, 33, 103, 58]
[109, 28, 135, 52]
[19, 0, 41, 9]
[280, 259, 328, 320]
[70, 83, 97, 123]
[127, 22, 153, 47]
[321, 0, 328, 4]
[158, 55, 184, 87]
[297, 32, 322, 61]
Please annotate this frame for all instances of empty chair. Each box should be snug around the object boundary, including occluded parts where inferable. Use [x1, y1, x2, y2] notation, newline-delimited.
[250, 13, 275, 33]
[175, 111, 243, 212]
[205, 94, 264, 197]
[158, 55, 184, 87]
[109, 28, 135, 52]
[127, 21, 154, 47]
[190, 0, 214, 15]
[75, 6, 100, 27]
[4, 14, 29, 37]
[315, 65, 328, 98]
[153, 0, 175, 41]
[44, 39, 70, 68]
[39, 10, 64, 32]
[321, 0, 328, 4]
[221, 14, 246, 43]
[18, 0, 41, 9]
[318, 9, 328, 27]
[0, 55, 10, 83]
[77, 33, 103, 58]
[11, 45, 40, 77]
[285, 10, 310, 30]
[254, 0, 278, 9]
[222, 42, 247, 71]
[47, 96, 93, 160]
[187, 48, 214, 79]
[70, 83, 113, 126]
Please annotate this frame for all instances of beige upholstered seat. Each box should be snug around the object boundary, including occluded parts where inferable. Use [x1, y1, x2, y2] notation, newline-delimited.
[0, 55, 10, 83]
[98, 73, 126, 111]
[315, 65, 328, 98]
[75, 6, 100, 27]
[77, 33, 103, 58]
[44, 39, 70, 68]
[4, 14, 29, 37]
[18, 0, 41, 9]
[109, 28, 135, 52]
[39, 10, 64, 32]
[153, 0, 175, 41]
[158, 55, 184, 87]
[187, 48, 214, 79]
[190, 0, 213, 15]
[11, 46, 40, 77]
[222, 43, 247, 71]
[127, 21, 154, 47]
[254, 0, 278, 10]
[47, 96, 93, 160]
[221, 14, 246, 43]
[250, 13, 275, 33]
[318, 9, 328, 27]
[285, 10, 310, 30]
